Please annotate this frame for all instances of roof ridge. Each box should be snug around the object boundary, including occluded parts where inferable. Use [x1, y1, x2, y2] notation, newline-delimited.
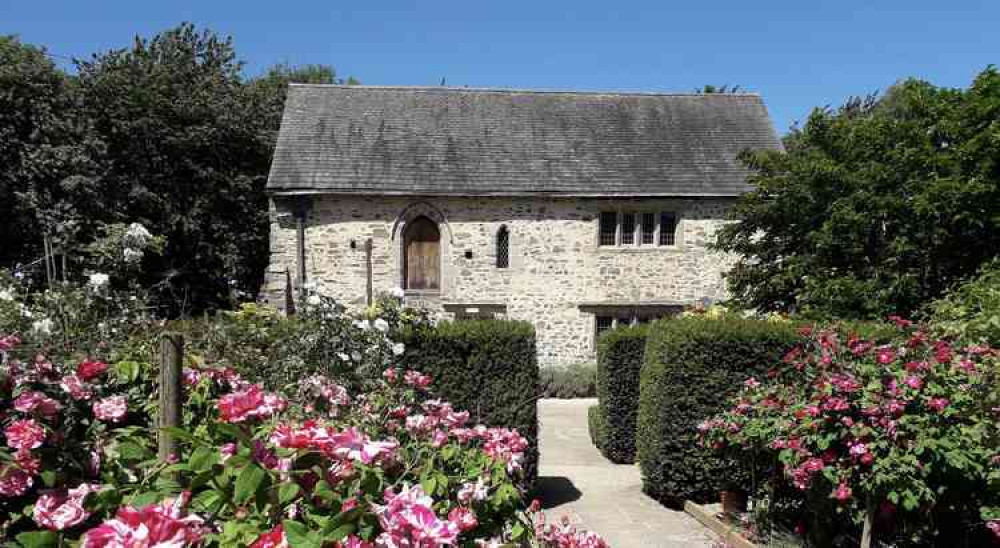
[287, 83, 761, 97]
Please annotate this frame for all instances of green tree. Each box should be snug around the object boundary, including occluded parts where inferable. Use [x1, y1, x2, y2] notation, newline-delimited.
[715, 68, 1000, 318]
[0, 36, 102, 275]
[74, 24, 275, 313]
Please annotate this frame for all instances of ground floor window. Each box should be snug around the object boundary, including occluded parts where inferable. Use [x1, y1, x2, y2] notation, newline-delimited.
[590, 305, 683, 347]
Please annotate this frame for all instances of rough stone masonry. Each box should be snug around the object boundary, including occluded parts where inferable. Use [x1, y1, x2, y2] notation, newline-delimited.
[263, 194, 736, 366]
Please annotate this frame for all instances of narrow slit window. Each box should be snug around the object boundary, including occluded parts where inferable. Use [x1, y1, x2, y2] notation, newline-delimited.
[641, 213, 656, 245]
[496, 226, 510, 268]
[659, 213, 677, 246]
[621, 213, 636, 245]
[599, 212, 618, 246]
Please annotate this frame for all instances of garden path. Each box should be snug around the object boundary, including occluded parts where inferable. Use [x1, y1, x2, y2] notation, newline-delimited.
[536, 398, 718, 547]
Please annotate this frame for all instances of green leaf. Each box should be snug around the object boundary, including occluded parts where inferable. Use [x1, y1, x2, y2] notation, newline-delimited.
[323, 523, 356, 542]
[283, 520, 322, 548]
[16, 531, 59, 548]
[234, 464, 267, 505]
[189, 446, 219, 472]
[279, 482, 301, 504]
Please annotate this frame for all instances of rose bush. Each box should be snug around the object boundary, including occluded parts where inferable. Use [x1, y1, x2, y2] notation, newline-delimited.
[700, 320, 1000, 545]
[2, 332, 605, 547]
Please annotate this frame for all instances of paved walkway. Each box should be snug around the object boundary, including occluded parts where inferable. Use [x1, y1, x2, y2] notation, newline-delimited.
[536, 398, 718, 548]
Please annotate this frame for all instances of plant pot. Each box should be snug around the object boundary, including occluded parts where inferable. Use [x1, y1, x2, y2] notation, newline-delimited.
[720, 489, 748, 515]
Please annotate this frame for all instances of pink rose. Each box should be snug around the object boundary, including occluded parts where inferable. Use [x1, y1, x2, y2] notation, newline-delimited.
[0, 464, 34, 497]
[14, 391, 63, 418]
[76, 359, 108, 381]
[927, 397, 949, 412]
[832, 482, 852, 502]
[876, 346, 897, 365]
[448, 507, 478, 532]
[33, 484, 100, 530]
[904, 375, 923, 390]
[92, 396, 128, 423]
[5, 418, 46, 451]
[81, 493, 205, 547]
[60, 375, 94, 401]
[403, 370, 431, 390]
[218, 385, 287, 423]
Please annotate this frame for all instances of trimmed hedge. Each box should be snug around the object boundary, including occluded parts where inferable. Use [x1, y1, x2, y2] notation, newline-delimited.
[401, 319, 539, 486]
[539, 363, 597, 398]
[637, 316, 800, 506]
[594, 325, 648, 463]
[587, 404, 607, 451]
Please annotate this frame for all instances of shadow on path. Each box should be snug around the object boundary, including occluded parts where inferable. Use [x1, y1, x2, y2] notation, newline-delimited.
[535, 476, 583, 509]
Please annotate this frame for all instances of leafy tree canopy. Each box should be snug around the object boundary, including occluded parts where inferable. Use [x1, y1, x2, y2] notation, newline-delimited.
[0, 24, 355, 315]
[715, 67, 1000, 319]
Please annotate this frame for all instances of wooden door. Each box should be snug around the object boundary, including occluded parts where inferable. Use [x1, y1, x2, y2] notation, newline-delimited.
[404, 216, 440, 290]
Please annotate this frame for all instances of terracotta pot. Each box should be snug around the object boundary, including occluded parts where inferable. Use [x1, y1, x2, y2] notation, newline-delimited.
[720, 489, 748, 515]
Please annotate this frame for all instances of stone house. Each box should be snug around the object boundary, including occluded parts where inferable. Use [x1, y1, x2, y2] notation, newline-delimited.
[263, 85, 781, 366]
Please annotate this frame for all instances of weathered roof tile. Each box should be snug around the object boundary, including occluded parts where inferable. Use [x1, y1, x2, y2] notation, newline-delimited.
[267, 85, 781, 196]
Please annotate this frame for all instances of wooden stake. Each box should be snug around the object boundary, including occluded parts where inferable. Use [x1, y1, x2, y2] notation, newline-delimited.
[158, 333, 184, 462]
[365, 238, 373, 306]
[860, 499, 875, 548]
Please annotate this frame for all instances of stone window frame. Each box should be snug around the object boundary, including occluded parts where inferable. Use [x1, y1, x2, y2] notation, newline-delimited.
[496, 225, 510, 269]
[597, 209, 681, 249]
[391, 201, 453, 296]
[585, 304, 684, 349]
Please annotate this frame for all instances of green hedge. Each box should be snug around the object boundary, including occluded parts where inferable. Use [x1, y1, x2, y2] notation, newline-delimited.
[587, 404, 607, 452]
[401, 319, 539, 487]
[595, 325, 648, 463]
[637, 316, 800, 506]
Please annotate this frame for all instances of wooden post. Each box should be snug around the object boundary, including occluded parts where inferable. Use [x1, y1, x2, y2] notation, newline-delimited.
[365, 238, 373, 306]
[860, 499, 875, 548]
[158, 333, 184, 462]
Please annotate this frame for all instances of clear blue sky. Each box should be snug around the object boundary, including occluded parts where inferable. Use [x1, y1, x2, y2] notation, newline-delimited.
[3, 0, 997, 133]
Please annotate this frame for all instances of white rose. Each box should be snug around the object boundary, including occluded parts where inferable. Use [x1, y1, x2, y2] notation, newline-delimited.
[0, 289, 13, 301]
[88, 273, 110, 288]
[374, 318, 389, 333]
[392, 342, 405, 356]
[32, 318, 54, 335]
[390, 287, 405, 299]
[306, 294, 321, 306]
[355, 319, 370, 331]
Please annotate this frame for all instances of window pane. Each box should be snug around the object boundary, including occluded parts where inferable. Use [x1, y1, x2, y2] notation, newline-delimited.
[621, 213, 635, 245]
[659, 213, 677, 246]
[599, 212, 617, 246]
[596, 316, 613, 335]
[641, 213, 655, 245]
[496, 226, 510, 268]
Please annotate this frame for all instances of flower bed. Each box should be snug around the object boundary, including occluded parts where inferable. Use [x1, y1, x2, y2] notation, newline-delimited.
[1, 333, 605, 547]
[701, 320, 1000, 545]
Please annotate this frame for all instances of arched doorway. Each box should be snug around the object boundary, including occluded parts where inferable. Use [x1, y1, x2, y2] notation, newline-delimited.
[403, 216, 440, 290]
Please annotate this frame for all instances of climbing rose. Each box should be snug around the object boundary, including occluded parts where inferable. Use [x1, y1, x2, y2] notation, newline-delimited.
[218, 384, 287, 423]
[60, 375, 94, 400]
[448, 507, 478, 532]
[92, 396, 128, 423]
[403, 370, 432, 390]
[5, 418, 46, 451]
[0, 464, 33, 497]
[81, 493, 205, 547]
[250, 524, 288, 548]
[832, 482, 852, 502]
[33, 484, 101, 530]
[14, 391, 63, 418]
[372, 484, 459, 547]
[76, 359, 108, 381]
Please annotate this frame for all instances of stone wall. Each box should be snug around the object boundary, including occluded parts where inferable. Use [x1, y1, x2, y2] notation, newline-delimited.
[263, 195, 737, 366]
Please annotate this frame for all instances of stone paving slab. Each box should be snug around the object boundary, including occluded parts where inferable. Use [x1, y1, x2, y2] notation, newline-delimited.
[536, 398, 718, 548]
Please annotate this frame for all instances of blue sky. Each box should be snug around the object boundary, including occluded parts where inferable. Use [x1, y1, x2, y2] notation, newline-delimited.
[3, 0, 996, 133]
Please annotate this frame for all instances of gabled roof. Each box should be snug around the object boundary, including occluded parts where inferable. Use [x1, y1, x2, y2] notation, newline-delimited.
[266, 85, 782, 197]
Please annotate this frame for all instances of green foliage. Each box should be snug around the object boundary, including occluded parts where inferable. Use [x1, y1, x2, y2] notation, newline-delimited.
[539, 363, 596, 398]
[636, 316, 800, 505]
[1, 26, 357, 315]
[587, 404, 607, 452]
[595, 325, 648, 463]
[702, 323, 1000, 545]
[400, 319, 539, 486]
[716, 67, 1000, 319]
[929, 258, 1000, 346]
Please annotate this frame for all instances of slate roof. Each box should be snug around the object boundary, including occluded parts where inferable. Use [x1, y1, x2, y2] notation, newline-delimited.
[266, 85, 782, 196]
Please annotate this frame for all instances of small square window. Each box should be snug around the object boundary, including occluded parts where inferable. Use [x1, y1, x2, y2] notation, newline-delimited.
[596, 316, 613, 335]
[659, 213, 677, 246]
[599, 212, 617, 246]
[641, 213, 656, 245]
[621, 213, 636, 245]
